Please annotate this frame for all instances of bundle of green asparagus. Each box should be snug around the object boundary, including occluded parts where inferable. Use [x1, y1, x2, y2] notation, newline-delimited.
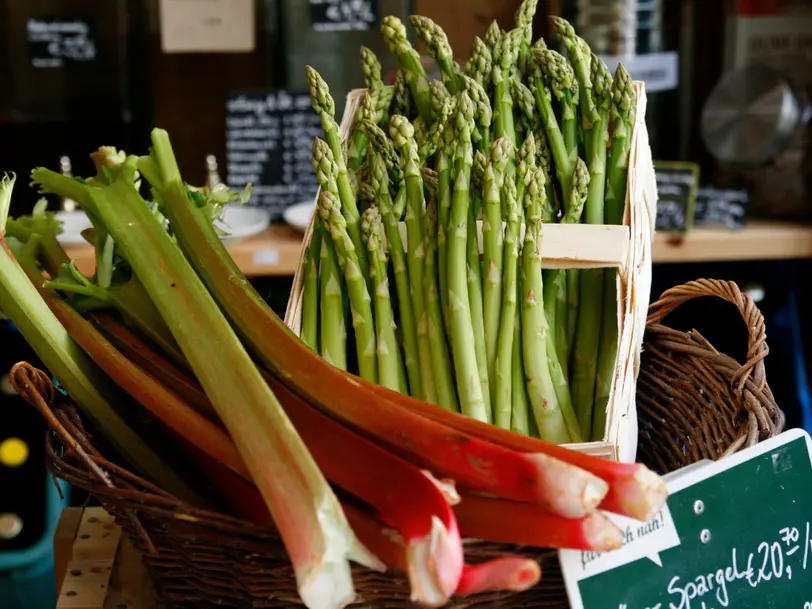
[302, 3, 637, 444]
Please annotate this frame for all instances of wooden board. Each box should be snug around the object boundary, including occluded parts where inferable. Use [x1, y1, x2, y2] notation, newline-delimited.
[54, 507, 157, 609]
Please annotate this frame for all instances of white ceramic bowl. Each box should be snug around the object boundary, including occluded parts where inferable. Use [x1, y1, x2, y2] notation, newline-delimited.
[283, 201, 316, 233]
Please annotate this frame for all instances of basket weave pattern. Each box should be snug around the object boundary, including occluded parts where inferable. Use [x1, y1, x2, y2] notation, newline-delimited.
[15, 278, 781, 608]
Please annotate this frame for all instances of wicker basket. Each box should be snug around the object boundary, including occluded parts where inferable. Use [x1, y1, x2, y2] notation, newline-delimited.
[284, 84, 659, 463]
[14, 278, 781, 609]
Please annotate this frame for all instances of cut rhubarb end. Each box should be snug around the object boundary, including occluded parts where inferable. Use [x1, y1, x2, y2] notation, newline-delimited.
[603, 465, 669, 521]
[525, 453, 609, 518]
[582, 512, 624, 552]
[407, 516, 464, 607]
[456, 557, 542, 596]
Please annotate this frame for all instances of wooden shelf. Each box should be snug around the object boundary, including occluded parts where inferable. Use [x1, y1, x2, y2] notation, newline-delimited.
[652, 220, 812, 263]
[64, 223, 307, 278]
[62, 219, 812, 278]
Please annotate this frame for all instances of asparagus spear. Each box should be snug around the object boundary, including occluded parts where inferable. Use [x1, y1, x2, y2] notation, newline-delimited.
[484, 20, 504, 56]
[436, 103, 456, 332]
[482, 137, 511, 404]
[550, 17, 599, 125]
[536, 49, 580, 194]
[364, 120, 403, 191]
[370, 154, 421, 397]
[381, 16, 433, 123]
[570, 54, 613, 435]
[318, 190, 378, 383]
[529, 49, 575, 200]
[493, 177, 520, 429]
[410, 15, 461, 94]
[466, 152, 489, 416]
[423, 192, 459, 411]
[361, 207, 402, 392]
[319, 224, 347, 370]
[390, 69, 413, 118]
[593, 64, 636, 440]
[300, 220, 322, 352]
[514, 0, 538, 76]
[520, 184, 570, 444]
[510, 288, 531, 436]
[307, 70, 369, 282]
[360, 46, 383, 90]
[447, 92, 489, 423]
[492, 28, 522, 151]
[390, 115, 438, 404]
[516, 132, 537, 215]
[463, 47, 493, 153]
[465, 37, 493, 96]
[512, 78, 539, 135]
[420, 95, 456, 162]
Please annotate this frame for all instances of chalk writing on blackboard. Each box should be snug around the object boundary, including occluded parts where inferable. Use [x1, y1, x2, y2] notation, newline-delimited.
[309, 0, 378, 32]
[27, 18, 97, 69]
[226, 90, 322, 220]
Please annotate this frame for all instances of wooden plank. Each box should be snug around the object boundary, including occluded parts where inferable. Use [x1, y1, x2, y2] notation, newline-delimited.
[103, 537, 160, 609]
[652, 220, 812, 263]
[57, 508, 121, 609]
[54, 507, 85, 600]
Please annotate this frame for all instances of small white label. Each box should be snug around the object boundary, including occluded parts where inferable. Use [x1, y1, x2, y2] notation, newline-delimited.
[159, 0, 255, 53]
[559, 506, 682, 582]
[599, 51, 679, 93]
[253, 249, 280, 267]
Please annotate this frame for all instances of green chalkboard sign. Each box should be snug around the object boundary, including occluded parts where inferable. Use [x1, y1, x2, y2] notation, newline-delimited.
[560, 429, 812, 609]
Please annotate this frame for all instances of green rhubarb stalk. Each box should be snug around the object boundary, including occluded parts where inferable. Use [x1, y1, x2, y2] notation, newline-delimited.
[520, 183, 570, 444]
[447, 92, 489, 423]
[300, 222, 321, 352]
[34, 140, 383, 609]
[4, 201, 69, 277]
[422, 194, 458, 411]
[571, 54, 613, 435]
[307, 68, 370, 282]
[361, 207, 401, 392]
[410, 16, 461, 94]
[482, 137, 511, 404]
[593, 64, 636, 441]
[318, 191, 378, 383]
[371, 154, 421, 396]
[493, 177, 520, 429]
[0, 173, 202, 505]
[381, 17, 433, 123]
[390, 115, 438, 404]
[319, 227, 347, 370]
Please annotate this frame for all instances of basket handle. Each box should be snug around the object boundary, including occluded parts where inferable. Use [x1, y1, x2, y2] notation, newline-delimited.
[10, 362, 157, 553]
[646, 278, 769, 394]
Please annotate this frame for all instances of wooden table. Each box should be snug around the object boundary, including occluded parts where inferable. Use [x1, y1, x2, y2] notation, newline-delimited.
[54, 507, 156, 609]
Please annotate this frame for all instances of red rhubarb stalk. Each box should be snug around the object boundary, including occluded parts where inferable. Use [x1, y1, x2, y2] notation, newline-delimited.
[364, 381, 666, 521]
[267, 375, 463, 606]
[456, 558, 542, 595]
[454, 494, 623, 551]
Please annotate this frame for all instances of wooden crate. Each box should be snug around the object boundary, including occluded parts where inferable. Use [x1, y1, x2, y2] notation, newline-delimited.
[285, 84, 657, 463]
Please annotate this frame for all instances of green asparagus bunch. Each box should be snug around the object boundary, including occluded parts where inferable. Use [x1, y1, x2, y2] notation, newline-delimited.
[304, 11, 638, 444]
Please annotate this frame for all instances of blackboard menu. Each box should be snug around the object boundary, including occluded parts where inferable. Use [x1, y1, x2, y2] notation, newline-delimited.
[226, 90, 322, 220]
[654, 161, 700, 233]
[694, 187, 750, 230]
[309, 0, 378, 32]
[26, 18, 97, 69]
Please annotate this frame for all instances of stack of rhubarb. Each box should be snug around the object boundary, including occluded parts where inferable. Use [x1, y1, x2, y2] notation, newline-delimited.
[299, 2, 636, 445]
[0, 9, 664, 609]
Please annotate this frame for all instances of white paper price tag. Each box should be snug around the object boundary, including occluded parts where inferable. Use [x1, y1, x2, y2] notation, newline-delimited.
[159, 0, 255, 53]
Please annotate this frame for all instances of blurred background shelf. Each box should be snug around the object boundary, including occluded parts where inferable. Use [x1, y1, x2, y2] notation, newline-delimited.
[63, 220, 812, 278]
[653, 221, 812, 264]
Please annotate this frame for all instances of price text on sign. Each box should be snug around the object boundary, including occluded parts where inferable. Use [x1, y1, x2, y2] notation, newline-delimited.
[226, 90, 322, 220]
[560, 429, 812, 609]
[309, 0, 378, 32]
[26, 18, 97, 69]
